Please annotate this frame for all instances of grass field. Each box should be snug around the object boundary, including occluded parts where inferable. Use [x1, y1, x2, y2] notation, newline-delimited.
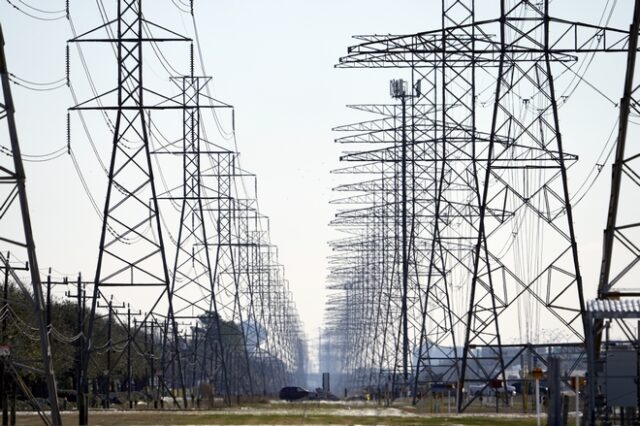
[17, 401, 543, 425]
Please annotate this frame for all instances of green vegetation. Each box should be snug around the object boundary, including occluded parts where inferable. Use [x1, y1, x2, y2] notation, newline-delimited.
[1, 283, 251, 401]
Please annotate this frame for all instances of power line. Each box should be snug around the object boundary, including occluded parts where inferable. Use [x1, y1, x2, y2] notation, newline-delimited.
[4, 0, 66, 21]
[17, 0, 65, 14]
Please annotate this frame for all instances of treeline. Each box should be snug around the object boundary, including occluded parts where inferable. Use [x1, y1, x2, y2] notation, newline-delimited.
[1, 282, 256, 402]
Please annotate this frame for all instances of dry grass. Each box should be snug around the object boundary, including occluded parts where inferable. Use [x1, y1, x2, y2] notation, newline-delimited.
[16, 402, 542, 426]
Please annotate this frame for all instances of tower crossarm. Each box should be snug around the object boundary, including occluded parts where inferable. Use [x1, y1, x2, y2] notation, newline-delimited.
[337, 18, 636, 69]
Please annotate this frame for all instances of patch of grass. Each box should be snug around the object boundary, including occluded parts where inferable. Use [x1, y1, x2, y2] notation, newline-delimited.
[17, 410, 540, 426]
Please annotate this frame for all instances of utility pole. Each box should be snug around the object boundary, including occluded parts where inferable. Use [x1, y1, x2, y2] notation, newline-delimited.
[151, 320, 157, 409]
[192, 324, 199, 405]
[46, 269, 52, 331]
[0, 254, 25, 426]
[95, 296, 124, 410]
[128, 306, 132, 409]
[1, 253, 7, 426]
[107, 299, 114, 409]
[127, 307, 141, 410]
[65, 274, 86, 425]
[142, 316, 161, 407]
[143, 318, 148, 402]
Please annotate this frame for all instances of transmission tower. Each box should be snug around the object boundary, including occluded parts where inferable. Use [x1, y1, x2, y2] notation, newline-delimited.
[328, 96, 439, 394]
[205, 151, 256, 395]
[153, 75, 239, 404]
[0, 24, 61, 426]
[68, 0, 192, 421]
[411, 0, 481, 399]
[0, 0, 308, 415]
[459, 1, 585, 409]
[253, 230, 306, 391]
[596, 3, 640, 303]
[586, 0, 640, 423]
[333, 0, 638, 411]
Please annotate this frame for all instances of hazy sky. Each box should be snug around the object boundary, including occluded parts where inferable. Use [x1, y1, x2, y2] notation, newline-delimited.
[0, 0, 636, 345]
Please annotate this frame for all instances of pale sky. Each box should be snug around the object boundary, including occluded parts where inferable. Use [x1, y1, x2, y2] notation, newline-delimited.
[0, 0, 636, 347]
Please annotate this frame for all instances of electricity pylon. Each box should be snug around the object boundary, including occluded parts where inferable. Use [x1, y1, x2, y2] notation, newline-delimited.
[68, 0, 191, 422]
[333, 0, 638, 411]
[155, 75, 236, 404]
[0, 23, 61, 426]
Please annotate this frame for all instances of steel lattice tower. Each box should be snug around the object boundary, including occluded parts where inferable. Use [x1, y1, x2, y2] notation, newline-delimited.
[586, 0, 640, 422]
[329, 98, 438, 394]
[69, 0, 192, 421]
[597, 4, 640, 303]
[413, 0, 479, 396]
[1, 0, 308, 417]
[330, 0, 639, 411]
[460, 1, 587, 409]
[0, 24, 61, 426]
[158, 75, 236, 404]
[206, 151, 255, 395]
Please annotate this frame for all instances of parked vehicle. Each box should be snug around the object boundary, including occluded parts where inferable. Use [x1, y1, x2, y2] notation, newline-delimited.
[511, 381, 549, 395]
[279, 386, 311, 401]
